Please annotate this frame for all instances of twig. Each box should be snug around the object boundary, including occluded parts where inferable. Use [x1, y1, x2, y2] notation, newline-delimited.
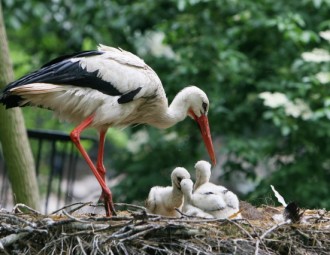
[0, 231, 30, 248]
[92, 235, 106, 255]
[101, 224, 134, 244]
[0, 212, 37, 228]
[175, 208, 191, 218]
[49, 201, 93, 215]
[76, 236, 88, 255]
[38, 235, 71, 254]
[121, 225, 161, 241]
[145, 215, 162, 221]
[62, 210, 90, 223]
[260, 220, 290, 239]
[118, 242, 129, 255]
[12, 203, 43, 216]
[237, 218, 262, 236]
[175, 208, 222, 222]
[0, 243, 11, 255]
[62, 224, 110, 236]
[102, 224, 158, 243]
[142, 244, 170, 254]
[115, 203, 148, 212]
[255, 220, 290, 255]
[225, 219, 254, 239]
[87, 215, 133, 221]
[304, 216, 330, 222]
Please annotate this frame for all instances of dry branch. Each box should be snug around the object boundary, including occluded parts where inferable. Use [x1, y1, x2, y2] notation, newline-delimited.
[0, 202, 329, 254]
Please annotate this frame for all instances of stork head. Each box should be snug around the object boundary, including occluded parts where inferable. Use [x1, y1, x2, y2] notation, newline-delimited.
[195, 160, 212, 181]
[171, 167, 191, 190]
[185, 86, 216, 165]
[180, 178, 194, 195]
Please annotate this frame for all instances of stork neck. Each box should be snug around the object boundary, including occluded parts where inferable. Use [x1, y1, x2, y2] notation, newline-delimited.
[195, 173, 209, 189]
[183, 190, 192, 203]
[171, 181, 181, 194]
[156, 91, 190, 129]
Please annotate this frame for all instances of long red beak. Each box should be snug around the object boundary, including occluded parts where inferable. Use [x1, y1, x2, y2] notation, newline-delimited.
[192, 113, 216, 165]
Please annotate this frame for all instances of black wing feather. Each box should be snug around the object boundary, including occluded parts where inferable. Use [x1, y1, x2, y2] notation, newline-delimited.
[118, 87, 142, 104]
[0, 50, 143, 108]
[4, 51, 121, 96]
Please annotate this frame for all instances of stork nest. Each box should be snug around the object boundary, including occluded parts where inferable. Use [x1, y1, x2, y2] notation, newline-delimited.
[0, 202, 329, 255]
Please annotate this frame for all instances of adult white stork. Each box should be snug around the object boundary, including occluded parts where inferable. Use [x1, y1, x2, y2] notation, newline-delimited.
[0, 44, 216, 217]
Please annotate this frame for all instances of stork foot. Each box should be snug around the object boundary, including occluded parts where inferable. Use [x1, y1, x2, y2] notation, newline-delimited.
[101, 190, 117, 217]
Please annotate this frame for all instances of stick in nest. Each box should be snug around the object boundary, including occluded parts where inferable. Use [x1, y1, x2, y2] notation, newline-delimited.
[254, 220, 290, 255]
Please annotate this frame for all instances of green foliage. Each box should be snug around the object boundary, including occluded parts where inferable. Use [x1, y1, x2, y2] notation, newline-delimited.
[3, 0, 330, 209]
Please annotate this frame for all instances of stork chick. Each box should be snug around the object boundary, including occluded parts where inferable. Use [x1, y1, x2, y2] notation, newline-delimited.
[194, 160, 240, 219]
[145, 167, 190, 217]
[180, 179, 214, 218]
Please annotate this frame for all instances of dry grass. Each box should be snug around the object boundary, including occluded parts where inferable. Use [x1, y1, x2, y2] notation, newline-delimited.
[0, 202, 329, 255]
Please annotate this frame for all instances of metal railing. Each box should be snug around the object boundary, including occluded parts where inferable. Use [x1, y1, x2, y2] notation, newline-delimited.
[0, 129, 95, 213]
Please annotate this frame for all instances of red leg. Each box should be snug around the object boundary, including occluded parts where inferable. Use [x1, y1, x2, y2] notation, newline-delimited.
[97, 130, 107, 182]
[97, 130, 107, 202]
[70, 115, 116, 216]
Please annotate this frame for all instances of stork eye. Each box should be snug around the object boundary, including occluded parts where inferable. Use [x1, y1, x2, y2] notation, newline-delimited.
[177, 177, 183, 183]
[202, 102, 208, 113]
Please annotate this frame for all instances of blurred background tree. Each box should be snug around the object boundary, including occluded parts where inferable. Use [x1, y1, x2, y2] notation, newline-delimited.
[1, 0, 329, 209]
[0, 1, 40, 210]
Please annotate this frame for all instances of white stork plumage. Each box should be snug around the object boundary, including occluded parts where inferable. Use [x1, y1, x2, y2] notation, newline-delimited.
[145, 167, 191, 217]
[180, 179, 214, 218]
[193, 160, 240, 219]
[0, 44, 216, 217]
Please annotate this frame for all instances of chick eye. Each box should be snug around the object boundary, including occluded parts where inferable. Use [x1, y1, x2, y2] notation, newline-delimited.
[202, 102, 208, 113]
[204, 192, 214, 195]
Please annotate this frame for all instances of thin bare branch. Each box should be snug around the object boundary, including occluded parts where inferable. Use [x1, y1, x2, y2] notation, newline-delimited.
[0, 203, 328, 254]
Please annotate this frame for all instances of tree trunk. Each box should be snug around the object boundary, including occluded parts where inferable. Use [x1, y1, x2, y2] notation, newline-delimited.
[0, 3, 40, 210]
